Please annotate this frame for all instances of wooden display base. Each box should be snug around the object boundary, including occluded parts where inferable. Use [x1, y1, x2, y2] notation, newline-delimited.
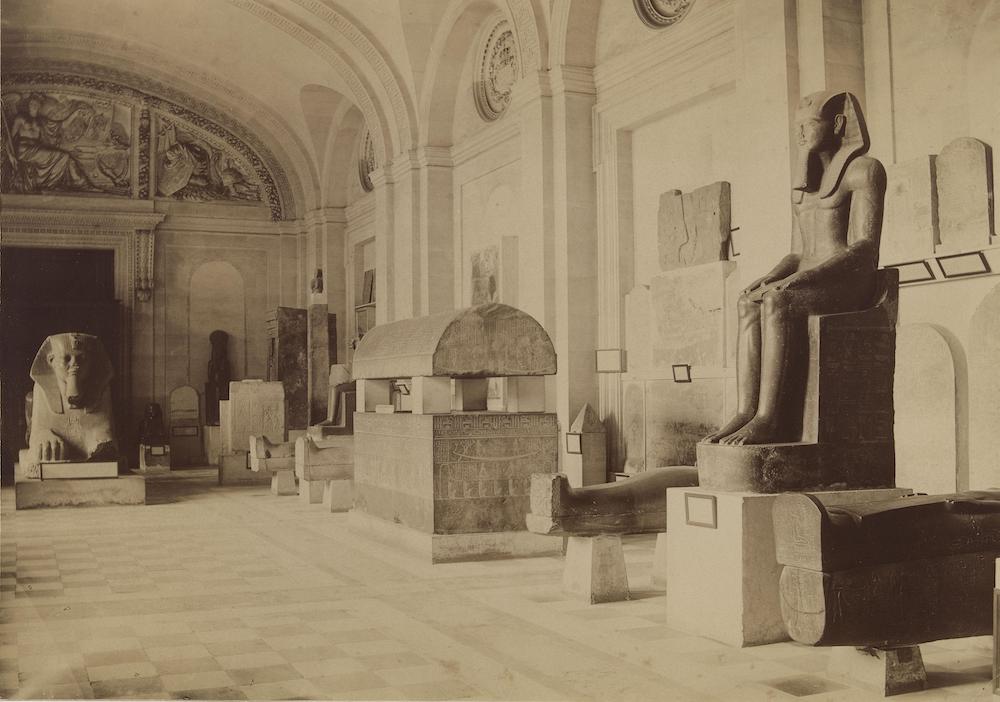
[15, 474, 145, 509]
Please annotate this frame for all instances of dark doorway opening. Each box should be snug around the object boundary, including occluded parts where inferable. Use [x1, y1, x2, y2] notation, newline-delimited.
[1, 247, 122, 484]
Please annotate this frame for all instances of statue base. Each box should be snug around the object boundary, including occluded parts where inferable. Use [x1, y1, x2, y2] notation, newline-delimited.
[829, 646, 927, 697]
[323, 479, 354, 512]
[563, 535, 630, 604]
[696, 441, 895, 493]
[15, 473, 145, 509]
[665, 486, 910, 647]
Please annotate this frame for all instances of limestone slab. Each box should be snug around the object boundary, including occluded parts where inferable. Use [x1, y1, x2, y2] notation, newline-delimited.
[880, 155, 937, 265]
[650, 261, 736, 368]
[894, 324, 957, 494]
[294, 435, 354, 482]
[562, 536, 630, 604]
[625, 285, 652, 371]
[224, 381, 285, 455]
[645, 378, 724, 468]
[15, 475, 145, 509]
[935, 137, 994, 253]
[970, 285, 1000, 490]
[658, 181, 731, 272]
[622, 381, 646, 472]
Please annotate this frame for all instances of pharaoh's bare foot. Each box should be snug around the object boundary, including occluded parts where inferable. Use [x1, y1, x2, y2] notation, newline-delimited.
[718, 415, 780, 446]
[701, 412, 755, 444]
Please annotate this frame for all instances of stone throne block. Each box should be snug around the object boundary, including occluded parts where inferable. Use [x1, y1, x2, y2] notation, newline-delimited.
[698, 268, 899, 493]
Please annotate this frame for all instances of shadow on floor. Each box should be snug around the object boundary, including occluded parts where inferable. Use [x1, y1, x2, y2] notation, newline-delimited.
[144, 467, 221, 505]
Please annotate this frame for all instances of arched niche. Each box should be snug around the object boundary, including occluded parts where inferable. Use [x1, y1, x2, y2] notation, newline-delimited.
[967, 0, 1000, 188]
[188, 261, 246, 410]
[894, 323, 958, 494]
[969, 281, 1000, 489]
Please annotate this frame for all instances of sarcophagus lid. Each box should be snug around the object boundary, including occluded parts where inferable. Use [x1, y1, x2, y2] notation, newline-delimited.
[353, 303, 556, 379]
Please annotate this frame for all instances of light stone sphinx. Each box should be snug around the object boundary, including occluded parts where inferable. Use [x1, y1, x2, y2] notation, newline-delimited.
[18, 333, 117, 479]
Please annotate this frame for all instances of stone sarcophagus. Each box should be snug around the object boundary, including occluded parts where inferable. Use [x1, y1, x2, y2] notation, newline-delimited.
[350, 303, 561, 562]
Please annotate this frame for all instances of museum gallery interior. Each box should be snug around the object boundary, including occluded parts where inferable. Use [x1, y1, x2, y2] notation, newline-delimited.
[1, 0, 999, 700]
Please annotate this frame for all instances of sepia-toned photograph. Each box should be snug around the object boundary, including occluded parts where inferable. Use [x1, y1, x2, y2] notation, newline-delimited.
[1, 1, 998, 700]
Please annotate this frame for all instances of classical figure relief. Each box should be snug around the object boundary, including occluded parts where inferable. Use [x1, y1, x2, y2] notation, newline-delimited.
[155, 116, 261, 203]
[703, 91, 887, 446]
[475, 19, 518, 121]
[20, 333, 117, 478]
[1, 91, 132, 195]
[633, 0, 696, 28]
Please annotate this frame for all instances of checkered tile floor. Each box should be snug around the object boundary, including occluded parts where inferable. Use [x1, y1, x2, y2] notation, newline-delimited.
[1, 469, 994, 700]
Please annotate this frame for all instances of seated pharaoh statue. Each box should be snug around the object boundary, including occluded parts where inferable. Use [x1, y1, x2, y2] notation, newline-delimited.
[18, 333, 118, 478]
[698, 90, 898, 493]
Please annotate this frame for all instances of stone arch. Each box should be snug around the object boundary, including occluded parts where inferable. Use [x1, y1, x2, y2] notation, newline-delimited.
[2, 29, 316, 219]
[324, 105, 366, 208]
[227, 0, 411, 164]
[550, 0, 602, 68]
[969, 280, 1000, 489]
[420, 0, 506, 147]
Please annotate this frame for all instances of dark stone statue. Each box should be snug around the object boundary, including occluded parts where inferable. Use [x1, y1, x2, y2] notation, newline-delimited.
[19, 333, 117, 477]
[138, 402, 167, 445]
[526, 466, 699, 536]
[205, 329, 231, 425]
[704, 90, 887, 446]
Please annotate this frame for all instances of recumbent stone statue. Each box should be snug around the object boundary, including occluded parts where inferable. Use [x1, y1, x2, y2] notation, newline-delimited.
[19, 332, 117, 478]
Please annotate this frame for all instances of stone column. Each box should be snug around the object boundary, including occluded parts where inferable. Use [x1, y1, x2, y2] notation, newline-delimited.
[370, 167, 395, 324]
[389, 151, 422, 320]
[551, 65, 600, 465]
[417, 147, 455, 314]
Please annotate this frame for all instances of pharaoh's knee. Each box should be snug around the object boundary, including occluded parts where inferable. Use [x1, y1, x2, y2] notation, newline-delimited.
[738, 294, 758, 315]
[761, 290, 790, 317]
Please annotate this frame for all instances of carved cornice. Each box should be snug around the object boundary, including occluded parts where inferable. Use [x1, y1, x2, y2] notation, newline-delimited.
[2, 30, 307, 218]
[0, 208, 165, 233]
[304, 206, 348, 228]
[550, 65, 596, 97]
[417, 146, 454, 169]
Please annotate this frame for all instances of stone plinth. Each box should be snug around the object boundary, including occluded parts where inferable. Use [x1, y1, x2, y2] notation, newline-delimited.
[15, 475, 145, 509]
[665, 486, 910, 647]
[138, 446, 170, 473]
[323, 479, 353, 512]
[829, 646, 927, 697]
[224, 381, 285, 455]
[696, 441, 895, 493]
[295, 435, 354, 504]
[563, 535, 630, 604]
[203, 425, 221, 466]
[352, 412, 561, 562]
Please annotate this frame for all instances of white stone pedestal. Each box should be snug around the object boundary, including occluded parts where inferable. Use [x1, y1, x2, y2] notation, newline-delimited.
[563, 535, 630, 604]
[322, 479, 353, 512]
[15, 475, 145, 509]
[666, 486, 910, 647]
[271, 471, 297, 496]
[652, 532, 668, 590]
[829, 646, 927, 696]
[299, 478, 325, 504]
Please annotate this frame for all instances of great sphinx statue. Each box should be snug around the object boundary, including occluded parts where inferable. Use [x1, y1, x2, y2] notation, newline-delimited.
[19, 332, 117, 478]
[699, 90, 897, 493]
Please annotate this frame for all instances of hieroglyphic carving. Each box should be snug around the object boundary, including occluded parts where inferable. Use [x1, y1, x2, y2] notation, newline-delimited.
[475, 19, 519, 121]
[633, 0, 696, 28]
[2, 71, 285, 219]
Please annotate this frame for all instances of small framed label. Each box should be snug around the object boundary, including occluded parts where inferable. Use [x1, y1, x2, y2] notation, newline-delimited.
[150, 446, 165, 456]
[888, 260, 935, 284]
[595, 348, 626, 373]
[685, 492, 718, 528]
[172, 426, 198, 436]
[565, 432, 583, 454]
[937, 251, 991, 279]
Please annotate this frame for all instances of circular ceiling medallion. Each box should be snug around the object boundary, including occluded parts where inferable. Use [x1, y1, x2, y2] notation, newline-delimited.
[474, 19, 518, 122]
[358, 128, 375, 192]
[633, 0, 696, 28]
